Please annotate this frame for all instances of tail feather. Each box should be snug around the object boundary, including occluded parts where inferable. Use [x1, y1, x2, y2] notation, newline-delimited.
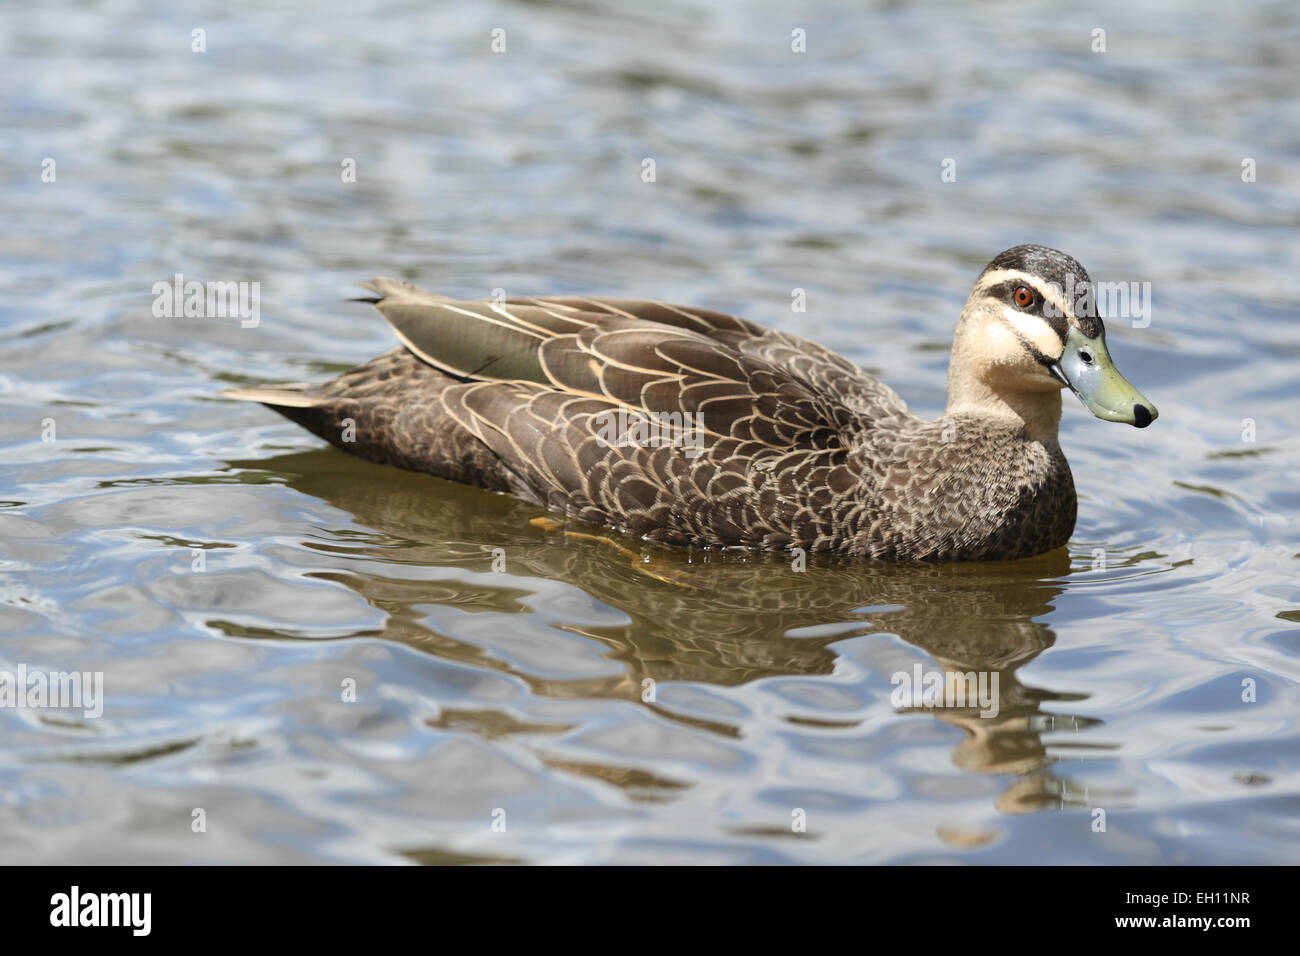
[358, 277, 452, 303]
[221, 385, 320, 408]
[223, 384, 345, 450]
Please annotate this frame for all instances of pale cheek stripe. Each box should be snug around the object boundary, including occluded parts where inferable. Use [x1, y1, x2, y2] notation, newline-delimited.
[996, 312, 1055, 368]
[999, 307, 1065, 355]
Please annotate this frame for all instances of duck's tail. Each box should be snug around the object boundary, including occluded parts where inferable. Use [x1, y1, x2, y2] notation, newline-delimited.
[221, 385, 320, 408]
[222, 384, 339, 443]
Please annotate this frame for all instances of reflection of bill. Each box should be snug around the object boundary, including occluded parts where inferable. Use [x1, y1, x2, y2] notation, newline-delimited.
[891, 664, 1000, 719]
[593, 409, 706, 459]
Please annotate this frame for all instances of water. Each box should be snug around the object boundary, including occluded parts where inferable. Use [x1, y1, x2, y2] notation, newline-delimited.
[2, 0, 1298, 863]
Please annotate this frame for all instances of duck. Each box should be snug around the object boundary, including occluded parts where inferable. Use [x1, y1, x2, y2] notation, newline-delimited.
[223, 244, 1157, 562]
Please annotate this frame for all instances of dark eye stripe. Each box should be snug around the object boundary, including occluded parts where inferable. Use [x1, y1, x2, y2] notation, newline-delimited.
[984, 279, 1068, 342]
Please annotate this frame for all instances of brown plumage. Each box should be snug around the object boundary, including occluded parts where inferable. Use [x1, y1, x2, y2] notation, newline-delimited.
[224, 245, 1157, 562]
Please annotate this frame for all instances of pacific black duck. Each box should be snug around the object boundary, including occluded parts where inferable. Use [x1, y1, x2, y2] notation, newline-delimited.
[225, 245, 1157, 561]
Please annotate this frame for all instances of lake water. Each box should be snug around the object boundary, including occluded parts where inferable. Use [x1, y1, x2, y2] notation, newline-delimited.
[2, 0, 1298, 864]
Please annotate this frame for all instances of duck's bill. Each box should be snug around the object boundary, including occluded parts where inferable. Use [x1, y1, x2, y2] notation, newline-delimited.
[1050, 326, 1158, 428]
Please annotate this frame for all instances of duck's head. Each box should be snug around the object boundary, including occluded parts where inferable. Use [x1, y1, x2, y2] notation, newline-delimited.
[946, 244, 1158, 433]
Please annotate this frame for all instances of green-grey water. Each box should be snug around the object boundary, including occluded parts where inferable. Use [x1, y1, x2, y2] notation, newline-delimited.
[2, 0, 1298, 863]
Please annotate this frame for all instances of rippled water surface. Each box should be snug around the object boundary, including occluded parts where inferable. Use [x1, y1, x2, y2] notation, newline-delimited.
[2, 0, 1299, 863]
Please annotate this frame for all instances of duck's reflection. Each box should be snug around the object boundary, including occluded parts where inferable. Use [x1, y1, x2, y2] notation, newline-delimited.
[232, 448, 1108, 813]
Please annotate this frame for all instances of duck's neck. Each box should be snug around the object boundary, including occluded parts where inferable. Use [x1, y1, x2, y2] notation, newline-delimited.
[945, 361, 1063, 443]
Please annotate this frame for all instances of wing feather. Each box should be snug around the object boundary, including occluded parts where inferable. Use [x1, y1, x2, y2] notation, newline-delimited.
[354, 281, 914, 540]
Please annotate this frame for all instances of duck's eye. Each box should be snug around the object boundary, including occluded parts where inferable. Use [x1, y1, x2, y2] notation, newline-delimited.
[1080, 350, 1093, 364]
[1014, 287, 1035, 308]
